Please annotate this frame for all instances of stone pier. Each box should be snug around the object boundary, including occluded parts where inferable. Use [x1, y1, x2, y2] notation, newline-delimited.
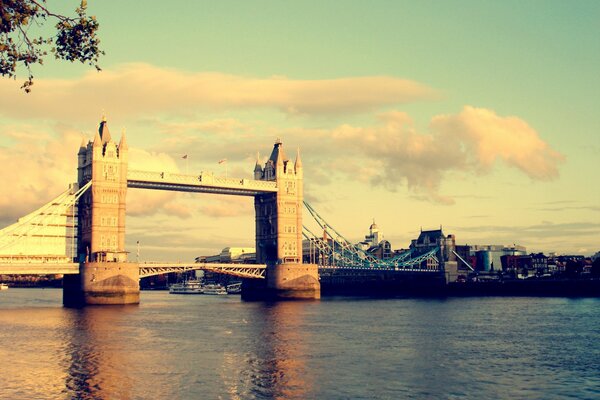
[266, 262, 320, 299]
[63, 262, 140, 306]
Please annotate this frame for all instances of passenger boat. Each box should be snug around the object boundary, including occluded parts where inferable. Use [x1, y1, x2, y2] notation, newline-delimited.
[226, 282, 242, 294]
[169, 280, 203, 294]
[202, 284, 227, 295]
[0, 283, 8, 290]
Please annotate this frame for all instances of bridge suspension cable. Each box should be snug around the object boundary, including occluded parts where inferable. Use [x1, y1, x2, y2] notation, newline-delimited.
[302, 201, 441, 271]
[0, 181, 92, 258]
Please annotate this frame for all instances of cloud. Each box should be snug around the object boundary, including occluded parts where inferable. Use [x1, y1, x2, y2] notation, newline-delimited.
[322, 106, 565, 203]
[0, 123, 194, 224]
[537, 205, 600, 212]
[126, 147, 195, 218]
[130, 106, 564, 205]
[144, 118, 256, 137]
[0, 125, 79, 225]
[198, 195, 253, 218]
[0, 63, 438, 121]
[0, 104, 564, 230]
[447, 221, 600, 256]
[454, 221, 600, 238]
[430, 106, 565, 180]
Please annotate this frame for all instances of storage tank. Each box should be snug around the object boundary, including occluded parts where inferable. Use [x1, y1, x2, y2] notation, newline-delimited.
[476, 250, 493, 271]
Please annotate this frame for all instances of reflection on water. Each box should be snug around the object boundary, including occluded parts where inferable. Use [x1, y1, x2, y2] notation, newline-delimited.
[63, 307, 138, 399]
[1, 289, 600, 399]
[222, 302, 313, 399]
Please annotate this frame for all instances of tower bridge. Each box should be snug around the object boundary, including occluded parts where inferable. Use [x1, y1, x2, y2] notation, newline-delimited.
[0, 118, 446, 305]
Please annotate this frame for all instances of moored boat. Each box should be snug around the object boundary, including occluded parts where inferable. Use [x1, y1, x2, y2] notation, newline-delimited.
[0, 283, 8, 291]
[203, 283, 227, 295]
[226, 282, 242, 294]
[169, 280, 203, 294]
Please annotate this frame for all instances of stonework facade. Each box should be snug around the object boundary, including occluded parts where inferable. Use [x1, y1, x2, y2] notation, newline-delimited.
[77, 118, 128, 263]
[254, 140, 304, 265]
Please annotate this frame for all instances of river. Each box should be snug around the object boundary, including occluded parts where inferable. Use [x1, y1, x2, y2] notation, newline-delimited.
[0, 289, 599, 399]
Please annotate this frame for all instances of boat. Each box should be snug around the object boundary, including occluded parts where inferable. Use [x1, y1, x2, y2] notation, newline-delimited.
[0, 283, 8, 291]
[202, 283, 227, 295]
[169, 280, 203, 294]
[226, 282, 242, 294]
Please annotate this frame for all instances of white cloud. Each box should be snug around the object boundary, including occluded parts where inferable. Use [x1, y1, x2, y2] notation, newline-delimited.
[198, 195, 254, 218]
[430, 106, 565, 180]
[124, 106, 564, 205]
[274, 107, 564, 204]
[0, 123, 194, 224]
[0, 125, 79, 225]
[0, 63, 438, 121]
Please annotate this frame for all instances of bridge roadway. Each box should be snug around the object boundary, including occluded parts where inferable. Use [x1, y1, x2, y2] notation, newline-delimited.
[138, 263, 266, 279]
[0, 261, 267, 279]
[127, 170, 278, 196]
[0, 258, 439, 279]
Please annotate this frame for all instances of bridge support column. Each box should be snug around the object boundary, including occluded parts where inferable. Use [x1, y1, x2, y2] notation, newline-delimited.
[242, 262, 320, 300]
[63, 262, 140, 306]
[267, 262, 320, 299]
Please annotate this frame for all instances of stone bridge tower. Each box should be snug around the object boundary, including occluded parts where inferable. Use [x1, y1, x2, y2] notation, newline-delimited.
[77, 117, 128, 263]
[251, 140, 320, 299]
[64, 118, 139, 306]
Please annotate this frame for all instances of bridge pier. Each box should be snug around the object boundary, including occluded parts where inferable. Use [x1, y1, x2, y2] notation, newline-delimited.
[63, 262, 140, 306]
[242, 262, 320, 300]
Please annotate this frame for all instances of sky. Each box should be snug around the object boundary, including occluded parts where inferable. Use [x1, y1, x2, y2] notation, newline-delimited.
[0, 0, 599, 261]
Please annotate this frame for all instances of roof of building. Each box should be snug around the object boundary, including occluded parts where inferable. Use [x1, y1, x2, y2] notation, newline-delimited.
[294, 147, 302, 169]
[268, 139, 289, 165]
[415, 229, 445, 245]
[119, 128, 128, 150]
[99, 119, 112, 144]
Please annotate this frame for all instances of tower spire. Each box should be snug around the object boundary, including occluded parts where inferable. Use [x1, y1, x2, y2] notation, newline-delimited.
[93, 125, 102, 148]
[99, 117, 112, 144]
[294, 146, 303, 170]
[78, 136, 87, 153]
[119, 128, 128, 150]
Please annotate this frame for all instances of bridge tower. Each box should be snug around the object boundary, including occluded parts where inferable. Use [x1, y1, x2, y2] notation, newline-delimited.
[64, 118, 140, 306]
[250, 140, 320, 299]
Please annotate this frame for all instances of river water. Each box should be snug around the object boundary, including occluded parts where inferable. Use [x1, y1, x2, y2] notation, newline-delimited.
[0, 289, 599, 399]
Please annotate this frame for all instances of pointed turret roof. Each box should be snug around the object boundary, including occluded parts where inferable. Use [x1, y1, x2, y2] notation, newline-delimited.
[78, 137, 87, 153]
[92, 126, 102, 147]
[119, 128, 128, 150]
[269, 138, 288, 166]
[99, 116, 112, 144]
[294, 146, 302, 169]
[254, 152, 262, 171]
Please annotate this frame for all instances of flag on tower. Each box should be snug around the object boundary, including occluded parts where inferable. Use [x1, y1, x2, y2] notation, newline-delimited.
[182, 155, 188, 159]
[218, 158, 227, 164]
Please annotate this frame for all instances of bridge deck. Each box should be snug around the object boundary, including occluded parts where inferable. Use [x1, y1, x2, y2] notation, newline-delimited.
[0, 262, 439, 278]
[0, 263, 79, 275]
[139, 263, 267, 279]
[0, 262, 267, 279]
[127, 170, 278, 196]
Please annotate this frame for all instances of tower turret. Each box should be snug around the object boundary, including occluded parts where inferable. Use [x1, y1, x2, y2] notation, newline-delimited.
[118, 128, 128, 159]
[92, 127, 102, 147]
[252, 138, 319, 298]
[294, 147, 303, 177]
[77, 137, 87, 183]
[99, 116, 112, 144]
[254, 152, 263, 180]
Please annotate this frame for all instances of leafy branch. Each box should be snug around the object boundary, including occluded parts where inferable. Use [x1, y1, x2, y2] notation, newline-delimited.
[0, 0, 104, 92]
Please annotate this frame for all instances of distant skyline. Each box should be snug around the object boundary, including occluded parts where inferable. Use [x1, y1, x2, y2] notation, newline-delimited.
[0, 1, 599, 260]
